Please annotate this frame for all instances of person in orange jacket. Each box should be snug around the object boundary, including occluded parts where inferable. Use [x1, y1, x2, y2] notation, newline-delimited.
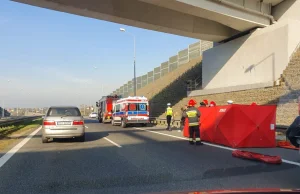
[183, 99, 203, 145]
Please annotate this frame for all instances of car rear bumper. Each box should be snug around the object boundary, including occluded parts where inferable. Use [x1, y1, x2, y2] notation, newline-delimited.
[42, 126, 85, 138]
[126, 120, 149, 124]
[44, 133, 84, 138]
[103, 116, 112, 122]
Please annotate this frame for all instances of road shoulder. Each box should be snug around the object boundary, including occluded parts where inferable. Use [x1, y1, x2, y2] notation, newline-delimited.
[0, 122, 42, 155]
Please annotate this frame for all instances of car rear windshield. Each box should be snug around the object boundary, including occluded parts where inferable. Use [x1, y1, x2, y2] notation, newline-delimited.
[47, 107, 81, 117]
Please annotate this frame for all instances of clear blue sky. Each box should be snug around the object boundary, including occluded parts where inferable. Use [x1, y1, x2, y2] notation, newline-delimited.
[0, 1, 198, 108]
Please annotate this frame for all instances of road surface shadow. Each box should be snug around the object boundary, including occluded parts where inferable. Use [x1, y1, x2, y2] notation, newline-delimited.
[102, 128, 174, 134]
[84, 119, 99, 124]
[202, 162, 296, 180]
[52, 131, 109, 143]
[2, 134, 42, 140]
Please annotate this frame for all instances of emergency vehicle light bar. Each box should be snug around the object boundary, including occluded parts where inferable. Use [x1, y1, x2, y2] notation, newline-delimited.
[106, 95, 122, 99]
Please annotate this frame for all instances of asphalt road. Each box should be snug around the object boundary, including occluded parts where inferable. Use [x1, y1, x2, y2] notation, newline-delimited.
[0, 119, 300, 194]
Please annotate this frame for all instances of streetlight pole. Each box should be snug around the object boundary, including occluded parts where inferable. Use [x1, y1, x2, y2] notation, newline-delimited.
[1, 80, 11, 118]
[17, 88, 23, 117]
[1, 100, 4, 118]
[120, 28, 136, 96]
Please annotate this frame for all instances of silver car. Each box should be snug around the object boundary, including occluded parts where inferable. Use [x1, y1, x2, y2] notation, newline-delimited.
[42, 106, 85, 143]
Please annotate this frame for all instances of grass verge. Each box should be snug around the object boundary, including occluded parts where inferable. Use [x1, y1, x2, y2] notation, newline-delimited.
[0, 119, 42, 139]
[0, 119, 42, 151]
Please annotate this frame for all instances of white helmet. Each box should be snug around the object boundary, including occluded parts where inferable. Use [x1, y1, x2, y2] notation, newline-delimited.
[227, 100, 233, 104]
[167, 103, 171, 106]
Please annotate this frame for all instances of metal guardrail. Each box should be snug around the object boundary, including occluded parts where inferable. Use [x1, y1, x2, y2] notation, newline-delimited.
[0, 116, 43, 128]
[277, 125, 289, 129]
[186, 77, 202, 91]
[149, 117, 182, 128]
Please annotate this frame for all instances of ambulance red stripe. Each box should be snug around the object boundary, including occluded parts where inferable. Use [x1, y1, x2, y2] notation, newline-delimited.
[116, 99, 143, 103]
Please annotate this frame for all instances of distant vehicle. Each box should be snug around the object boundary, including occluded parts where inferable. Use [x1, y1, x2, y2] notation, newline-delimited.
[96, 95, 122, 123]
[89, 112, 97, 118]
[111, 96, 149, 128]
[42, 106, 85, 143]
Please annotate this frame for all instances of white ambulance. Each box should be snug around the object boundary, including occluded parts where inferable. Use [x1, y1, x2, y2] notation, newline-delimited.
[111, 96, 149, 128]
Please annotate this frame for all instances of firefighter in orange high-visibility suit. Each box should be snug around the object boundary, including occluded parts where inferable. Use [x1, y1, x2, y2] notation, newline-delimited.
[183, 99, 203, 145]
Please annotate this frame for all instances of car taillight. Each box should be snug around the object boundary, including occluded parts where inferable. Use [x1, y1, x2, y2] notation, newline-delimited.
[43, 120, 56, 126]
[73, 120, 84, 125]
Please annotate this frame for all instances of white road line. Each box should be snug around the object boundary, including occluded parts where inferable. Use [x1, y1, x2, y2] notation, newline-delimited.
[136, 127, 187, 140]
[134, 127, 300, 167]
[134, 127, 236, 151]
[104, 137, 122, 148]
[282, 159, 300, 167]
[85, 126, 89, 128]
[0, 126, 42, 169]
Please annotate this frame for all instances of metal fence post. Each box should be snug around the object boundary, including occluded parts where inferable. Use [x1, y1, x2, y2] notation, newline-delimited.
[199, 40, 202, 56]
[188, 45, 190, 61]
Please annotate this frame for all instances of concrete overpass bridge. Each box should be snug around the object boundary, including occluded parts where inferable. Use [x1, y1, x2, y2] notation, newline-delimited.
[12, 0, 286, 42]
[11, 0, 300, 127]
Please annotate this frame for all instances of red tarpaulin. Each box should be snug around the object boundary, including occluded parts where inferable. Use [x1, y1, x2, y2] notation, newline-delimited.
[232, 150, 282, 164]
[183, 105, 276, 148]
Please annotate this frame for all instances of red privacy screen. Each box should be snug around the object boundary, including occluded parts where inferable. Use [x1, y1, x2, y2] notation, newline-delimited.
[183, 104, 276, 148]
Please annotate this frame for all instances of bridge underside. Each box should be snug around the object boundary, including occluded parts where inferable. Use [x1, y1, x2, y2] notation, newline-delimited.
[12, 0, 275, 41]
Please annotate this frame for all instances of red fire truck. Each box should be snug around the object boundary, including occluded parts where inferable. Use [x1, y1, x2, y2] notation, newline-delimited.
[96, 95, 122, 123]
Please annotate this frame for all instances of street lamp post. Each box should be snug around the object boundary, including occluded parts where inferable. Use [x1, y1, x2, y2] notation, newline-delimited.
[1, 100, 4, 118]
[17, 88, 23, 117]
[1, 80, 11, 118]
[120, 28, 136, 96]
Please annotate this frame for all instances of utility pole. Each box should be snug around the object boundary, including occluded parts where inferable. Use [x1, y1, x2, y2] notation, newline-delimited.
[1, 100, 4, 118]
[120, 28, 136, 96]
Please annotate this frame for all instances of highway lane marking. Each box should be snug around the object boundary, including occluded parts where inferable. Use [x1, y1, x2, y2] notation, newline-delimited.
[0, 126, 42, 169]
[104, 137, 122, 148]
[282, 159, 300, 166]
[134, 127, 300, 167]
[134, 127, 235, 151]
